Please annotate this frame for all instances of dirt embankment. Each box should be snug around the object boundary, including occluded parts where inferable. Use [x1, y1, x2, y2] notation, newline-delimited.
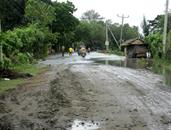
[0, 64, 171, 130]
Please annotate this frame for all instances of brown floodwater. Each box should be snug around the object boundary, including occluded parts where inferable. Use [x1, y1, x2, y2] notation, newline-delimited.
[91, 58, 171, 87]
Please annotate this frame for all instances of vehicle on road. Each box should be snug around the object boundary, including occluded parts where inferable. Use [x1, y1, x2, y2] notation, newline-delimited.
[79, 47, 87, 57]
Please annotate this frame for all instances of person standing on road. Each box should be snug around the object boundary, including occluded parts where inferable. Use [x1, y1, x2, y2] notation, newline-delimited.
[87, 47, 91, 54]
[69, 47, 73, 56]
[62, 45, 65, 57]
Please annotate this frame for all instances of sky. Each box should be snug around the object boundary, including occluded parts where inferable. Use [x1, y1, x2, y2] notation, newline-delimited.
[55, 0, 170, 30]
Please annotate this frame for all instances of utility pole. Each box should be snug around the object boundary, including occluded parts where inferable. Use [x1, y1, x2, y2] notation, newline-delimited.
[0, 19, 3, 62]
[105, 21, 109, 51]
[163, 0, 169, 58]
[117, 14, 129, 46]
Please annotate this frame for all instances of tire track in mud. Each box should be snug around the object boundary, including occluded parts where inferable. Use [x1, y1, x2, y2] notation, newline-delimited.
[0, 65, 98, 130]
[1, 64, 171, 130]
[70, 65, 150, 129]
[71, 64, 171, 130]
[98, 65, 171, 130]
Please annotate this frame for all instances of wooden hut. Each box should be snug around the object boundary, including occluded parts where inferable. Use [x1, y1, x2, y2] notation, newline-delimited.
[121, 39, 148, 58]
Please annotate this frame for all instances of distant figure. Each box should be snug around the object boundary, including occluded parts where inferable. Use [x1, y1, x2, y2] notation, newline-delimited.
[146, 51, 151, 58]
[72, 48, 75, 53]
[69, 47, 73, 55]
[62, 45, 65, 57]
[87, 47, 91, 53]
[79, 47, 87, 57]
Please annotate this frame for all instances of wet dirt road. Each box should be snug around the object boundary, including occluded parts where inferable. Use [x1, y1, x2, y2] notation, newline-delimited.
[1, 52, 171, 130]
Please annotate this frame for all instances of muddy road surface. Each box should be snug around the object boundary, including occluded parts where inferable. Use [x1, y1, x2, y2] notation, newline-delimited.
[1, 52, 171, 130]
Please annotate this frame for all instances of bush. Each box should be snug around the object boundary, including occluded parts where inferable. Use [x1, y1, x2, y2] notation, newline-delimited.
[145, 33, 163, 58]
[15, 53, 30, 64]
[0, 24, 60, 69]
[0, 56, 12, 70]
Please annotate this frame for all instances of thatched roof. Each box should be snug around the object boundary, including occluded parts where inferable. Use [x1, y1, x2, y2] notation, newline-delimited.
[121, 39, 145, 47]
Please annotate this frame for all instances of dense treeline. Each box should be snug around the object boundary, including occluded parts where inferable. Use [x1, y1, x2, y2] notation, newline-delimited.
[0, 0, 139, 69]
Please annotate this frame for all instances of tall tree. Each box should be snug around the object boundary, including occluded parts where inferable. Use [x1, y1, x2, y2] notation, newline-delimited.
[51, 1, 79, 50]
[52, 1, 79, 33]
[81, 10, 104, 22]
[141, 16, 149, 36]
[148, 14, 171, 34]
[75, 21, 106, 49]
[122, 24, 139, 40]
[0, 0, 25, 30]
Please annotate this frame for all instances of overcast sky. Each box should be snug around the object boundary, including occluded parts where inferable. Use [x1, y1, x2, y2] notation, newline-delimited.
[56, 0, 170, 30]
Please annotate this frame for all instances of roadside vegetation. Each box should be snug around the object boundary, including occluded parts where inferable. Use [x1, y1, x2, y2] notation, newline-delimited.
[0, 0, 145, 92]
[0, 0, 140, 70]
[0, 64, 47, 93]
[142, 14, 171, 71]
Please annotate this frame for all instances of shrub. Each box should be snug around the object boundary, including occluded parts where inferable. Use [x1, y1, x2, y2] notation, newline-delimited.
[15, 53, 30, 64]
[0, 56, 12, 70]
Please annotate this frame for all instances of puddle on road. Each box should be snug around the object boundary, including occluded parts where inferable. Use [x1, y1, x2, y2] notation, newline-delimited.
[69, 120, 100, 130]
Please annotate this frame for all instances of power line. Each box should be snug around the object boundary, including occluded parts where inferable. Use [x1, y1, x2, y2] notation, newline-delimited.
[106, 24, 120, 49]
[117, 14, 129, 46]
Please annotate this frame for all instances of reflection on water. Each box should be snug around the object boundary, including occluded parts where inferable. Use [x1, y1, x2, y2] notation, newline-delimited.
[151, 61, 171, 87]
[70, 120, 100, 130]
[156, 67, 171, 87]
[92, 58, 171, 87]
[94, 58, 152, 69]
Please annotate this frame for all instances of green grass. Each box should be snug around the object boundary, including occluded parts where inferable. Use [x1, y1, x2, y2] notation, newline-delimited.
[0, 79, 24, 93]
[0, 64, 48, 93]
[13, 64, 47, 75]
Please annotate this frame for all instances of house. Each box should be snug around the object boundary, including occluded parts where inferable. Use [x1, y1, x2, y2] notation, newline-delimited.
[121, 39, 148, 58]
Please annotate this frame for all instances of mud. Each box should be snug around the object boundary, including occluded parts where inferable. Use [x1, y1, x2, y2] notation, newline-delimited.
[1, 53, 171, 130]
[0, 69, 33, 79]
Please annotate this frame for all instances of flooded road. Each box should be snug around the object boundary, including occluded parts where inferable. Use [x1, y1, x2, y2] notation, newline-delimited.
[1, 52, 171, 130]
[41, 52, 171, 87]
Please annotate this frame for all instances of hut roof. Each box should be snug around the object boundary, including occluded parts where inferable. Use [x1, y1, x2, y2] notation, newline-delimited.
[121, 39, 145, 47]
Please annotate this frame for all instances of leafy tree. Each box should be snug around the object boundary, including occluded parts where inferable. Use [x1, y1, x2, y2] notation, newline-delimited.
[145, 33, 163, 57]
[107, 23, 121, 49]
[144, 14, 171, 58]
[52, 1, 79, 33]
[148, 14, 171, 34]
[75, 21, 106, 49]
[74, 21, 92, 42]
[25, 0, 55, 26]
[108, 23, 139, 49]
[81, 10, 104, 22]
[51, 1, 79, 51]
[0, 0, 25, 30]
[75, 18, 139, 50]
[122, 24, 139, 40]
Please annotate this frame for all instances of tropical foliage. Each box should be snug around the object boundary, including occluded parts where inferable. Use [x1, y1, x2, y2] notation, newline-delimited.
[143, 14, 171, 58]
[0, 0, 139, 70]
